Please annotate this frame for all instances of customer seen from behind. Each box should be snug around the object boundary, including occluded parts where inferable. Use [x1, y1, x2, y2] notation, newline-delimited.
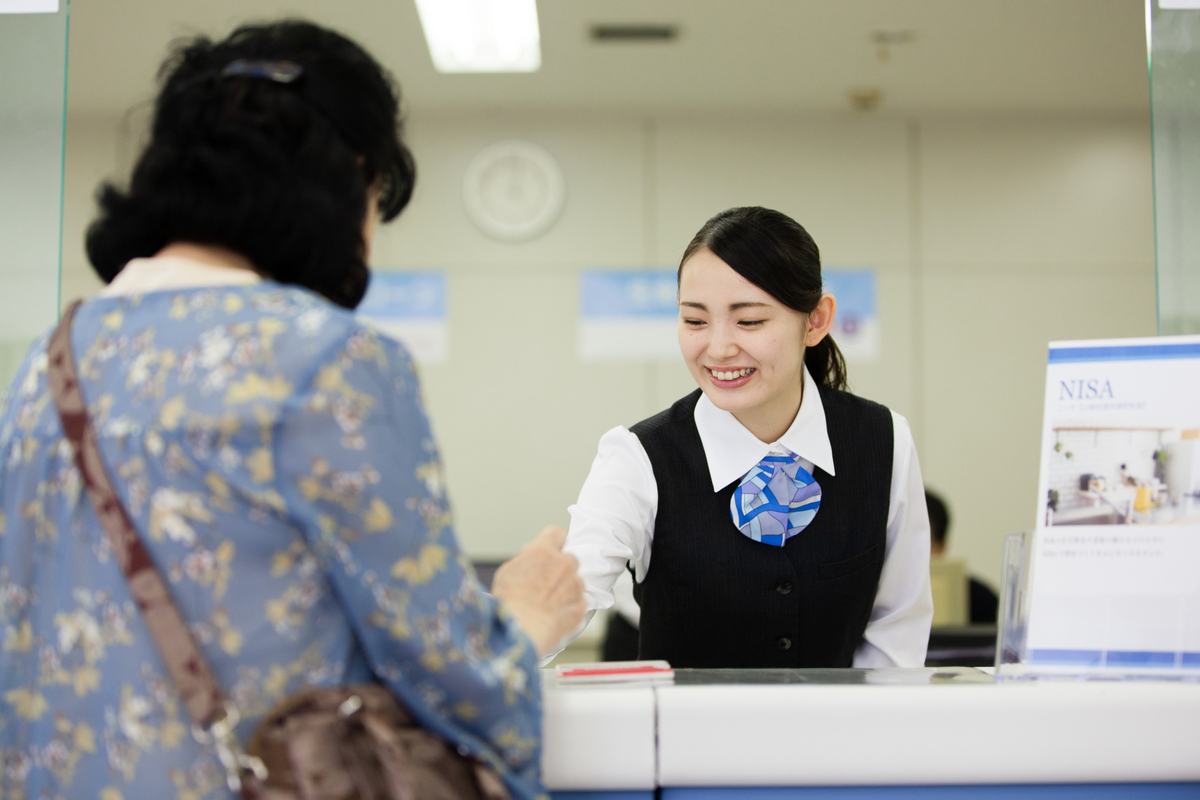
[0, 20, 583, 800]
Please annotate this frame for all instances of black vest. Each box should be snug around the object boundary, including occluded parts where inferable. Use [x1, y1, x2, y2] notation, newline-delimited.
[631, 386, 894, 668]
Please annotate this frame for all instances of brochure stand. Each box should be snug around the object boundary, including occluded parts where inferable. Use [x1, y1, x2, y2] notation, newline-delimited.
[995, 335, 1200, 681]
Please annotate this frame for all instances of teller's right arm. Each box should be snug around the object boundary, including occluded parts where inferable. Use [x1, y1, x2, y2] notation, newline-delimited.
[553, 426, 658, 654]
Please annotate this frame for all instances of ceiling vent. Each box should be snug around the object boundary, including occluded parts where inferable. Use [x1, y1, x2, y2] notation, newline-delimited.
[590, 24, 679, 43]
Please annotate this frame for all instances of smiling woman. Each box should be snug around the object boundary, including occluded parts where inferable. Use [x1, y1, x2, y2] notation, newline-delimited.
[562, 206, 934, 669]
[677, 247, 836, 443]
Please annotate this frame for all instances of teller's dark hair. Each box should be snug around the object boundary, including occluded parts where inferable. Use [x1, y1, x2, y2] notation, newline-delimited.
[678, 206, 848, 391]
[85, 20, 415, 309]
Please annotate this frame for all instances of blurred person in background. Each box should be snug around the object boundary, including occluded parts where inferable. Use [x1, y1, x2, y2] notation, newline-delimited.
[0, 20, 583, 800]
[926, 489, 998, 624]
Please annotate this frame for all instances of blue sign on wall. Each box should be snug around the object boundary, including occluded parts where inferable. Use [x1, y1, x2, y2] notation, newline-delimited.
[580, 270, 678, 319]
[823, 269, 878, 362]
[359, 271, 446, 320]
[579, 270, 679, 361]
[357, 271, 448, 363]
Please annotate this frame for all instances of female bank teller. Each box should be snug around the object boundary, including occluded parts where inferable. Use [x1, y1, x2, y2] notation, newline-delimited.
[564, 206, 933, 668]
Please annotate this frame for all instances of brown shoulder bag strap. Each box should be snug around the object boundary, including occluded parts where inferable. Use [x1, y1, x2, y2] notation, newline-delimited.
[46, 300, 225, 727]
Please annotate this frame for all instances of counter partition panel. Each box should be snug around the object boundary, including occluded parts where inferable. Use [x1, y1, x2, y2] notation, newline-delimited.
[1150, 1, 1200, 335]
[0, 0, 69, 386]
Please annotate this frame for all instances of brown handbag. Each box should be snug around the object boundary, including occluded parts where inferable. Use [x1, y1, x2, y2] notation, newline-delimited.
[47, 300, 511, 800]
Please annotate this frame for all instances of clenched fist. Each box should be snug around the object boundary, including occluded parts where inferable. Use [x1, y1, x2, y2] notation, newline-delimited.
[492, 526, 586, 658]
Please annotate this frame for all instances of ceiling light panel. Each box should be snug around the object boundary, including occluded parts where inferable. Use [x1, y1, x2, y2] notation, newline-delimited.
[413, 0, 541, 73]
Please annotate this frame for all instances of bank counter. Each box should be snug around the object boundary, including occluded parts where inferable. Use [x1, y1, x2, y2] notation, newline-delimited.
[540, 668, 1200, 799]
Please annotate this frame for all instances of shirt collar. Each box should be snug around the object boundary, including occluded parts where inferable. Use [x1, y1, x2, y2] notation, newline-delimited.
[99, 254, 262, 297]
[693, 364, 836, 491]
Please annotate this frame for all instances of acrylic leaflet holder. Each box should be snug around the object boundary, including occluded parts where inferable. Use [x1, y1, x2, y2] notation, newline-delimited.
[995, 528, 1200, 680]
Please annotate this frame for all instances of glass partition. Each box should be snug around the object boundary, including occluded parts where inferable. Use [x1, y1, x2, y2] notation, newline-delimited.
[1149, 1, 1200, 334]
[0, 1, 69, 385]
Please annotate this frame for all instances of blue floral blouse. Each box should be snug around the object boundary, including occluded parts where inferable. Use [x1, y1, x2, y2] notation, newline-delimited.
[0, 285, 546, 800]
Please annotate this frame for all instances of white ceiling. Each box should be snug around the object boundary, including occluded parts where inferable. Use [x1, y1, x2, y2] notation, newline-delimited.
[66, 0, 1150, 117]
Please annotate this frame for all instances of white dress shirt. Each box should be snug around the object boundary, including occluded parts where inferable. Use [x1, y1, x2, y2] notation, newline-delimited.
[563, 366, 934, 668]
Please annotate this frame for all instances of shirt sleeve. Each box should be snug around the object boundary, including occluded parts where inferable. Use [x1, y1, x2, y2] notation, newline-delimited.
[560, 426, 657, 626]
[274, 326, 544, 796]
[853, 410, 934, 668]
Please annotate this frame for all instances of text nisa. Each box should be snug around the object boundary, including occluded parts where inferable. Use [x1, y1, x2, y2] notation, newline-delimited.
[1059, 379, 1114, 400]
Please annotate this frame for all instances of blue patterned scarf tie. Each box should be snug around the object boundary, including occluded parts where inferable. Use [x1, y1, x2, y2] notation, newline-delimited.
[730, 452, 822, 546]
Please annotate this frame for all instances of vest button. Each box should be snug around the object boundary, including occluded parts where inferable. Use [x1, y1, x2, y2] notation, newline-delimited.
[776, 637, 792, 651]
[775, 581, 793, 595]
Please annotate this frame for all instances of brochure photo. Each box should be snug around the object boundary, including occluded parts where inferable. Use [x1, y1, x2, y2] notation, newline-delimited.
[1027, 336, 1200, 672]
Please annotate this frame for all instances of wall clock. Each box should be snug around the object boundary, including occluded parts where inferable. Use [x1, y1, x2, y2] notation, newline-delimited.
[462, 140, 565, 242]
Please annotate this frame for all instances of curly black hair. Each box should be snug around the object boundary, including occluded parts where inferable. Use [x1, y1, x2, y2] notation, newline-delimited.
[85, 20, 415, 309]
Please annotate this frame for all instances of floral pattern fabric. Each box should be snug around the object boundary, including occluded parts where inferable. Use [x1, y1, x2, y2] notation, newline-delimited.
[0, 285, 545, 800]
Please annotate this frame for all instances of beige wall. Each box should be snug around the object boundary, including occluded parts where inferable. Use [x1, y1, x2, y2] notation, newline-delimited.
[60, 109, 1156, 588]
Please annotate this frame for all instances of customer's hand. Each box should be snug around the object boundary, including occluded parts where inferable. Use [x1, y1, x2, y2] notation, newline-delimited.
[492, 526, 586, 658]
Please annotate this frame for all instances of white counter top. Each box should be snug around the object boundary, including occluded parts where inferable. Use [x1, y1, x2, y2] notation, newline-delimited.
[656, 679, 1200, 786]
[541, 668, 1200, 790]
[541, 674, 657, 791]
